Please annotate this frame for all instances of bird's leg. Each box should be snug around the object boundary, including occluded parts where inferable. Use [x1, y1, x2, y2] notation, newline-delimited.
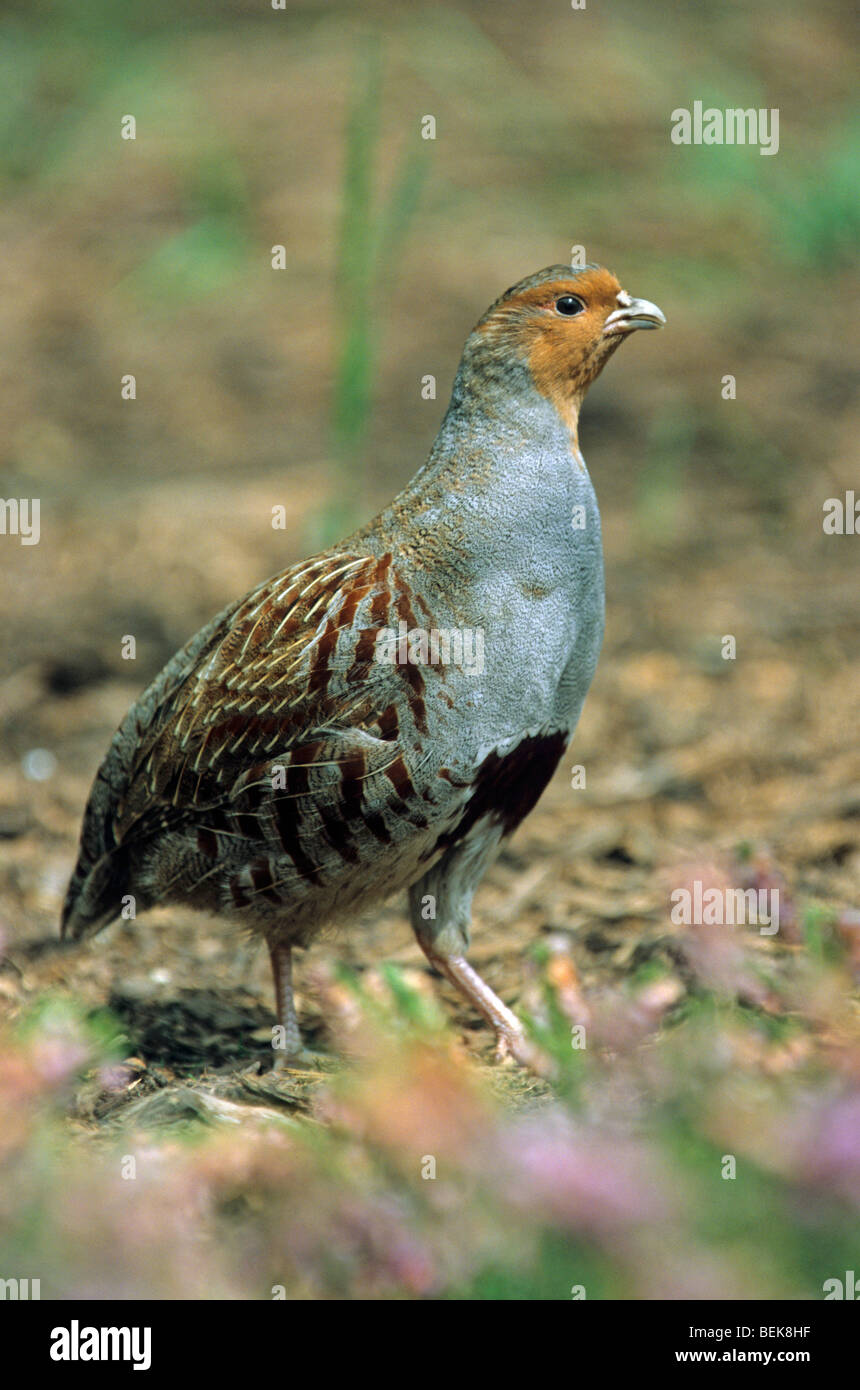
[268, 941, 302, 1067]
[417, 940, 546, 1072]
[409, 853, 553, 1075]
[422, 947, 522, 1044]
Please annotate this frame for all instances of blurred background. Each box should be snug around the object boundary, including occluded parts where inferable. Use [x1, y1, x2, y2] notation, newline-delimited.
[0, 0, 858, 1300]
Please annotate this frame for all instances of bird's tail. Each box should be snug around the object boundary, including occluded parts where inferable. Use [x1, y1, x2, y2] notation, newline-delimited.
[61, 848, 128, 941]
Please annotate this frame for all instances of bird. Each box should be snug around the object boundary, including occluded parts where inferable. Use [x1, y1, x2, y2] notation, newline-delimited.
[62, 263, 664, 1067]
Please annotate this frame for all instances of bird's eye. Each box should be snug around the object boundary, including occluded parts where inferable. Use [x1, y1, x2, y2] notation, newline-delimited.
[555, 295, 585, 316]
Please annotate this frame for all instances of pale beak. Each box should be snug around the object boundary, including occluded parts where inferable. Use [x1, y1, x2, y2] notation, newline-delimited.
[603, 298, 666, 336]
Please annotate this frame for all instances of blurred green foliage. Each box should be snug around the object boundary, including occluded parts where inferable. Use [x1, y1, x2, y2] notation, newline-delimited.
[314, 39, 430, 544]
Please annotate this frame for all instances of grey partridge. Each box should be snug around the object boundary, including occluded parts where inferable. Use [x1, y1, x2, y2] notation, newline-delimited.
[62, 264, 665, 1065]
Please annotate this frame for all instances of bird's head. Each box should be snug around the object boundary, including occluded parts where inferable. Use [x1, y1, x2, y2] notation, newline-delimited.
[459, 263, 665, 439]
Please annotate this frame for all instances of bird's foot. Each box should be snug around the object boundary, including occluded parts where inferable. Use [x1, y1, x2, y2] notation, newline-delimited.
[271, 1044, 331, 1073]
[493, 1023, 556, 1079]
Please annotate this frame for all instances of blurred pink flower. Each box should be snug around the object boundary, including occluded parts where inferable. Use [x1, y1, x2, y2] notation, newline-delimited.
[491, 1110, 672, 1235]
[795, 1089, 860, 1206]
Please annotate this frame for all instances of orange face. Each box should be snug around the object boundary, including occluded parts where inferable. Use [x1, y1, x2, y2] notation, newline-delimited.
[475, 266, 665, 436]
